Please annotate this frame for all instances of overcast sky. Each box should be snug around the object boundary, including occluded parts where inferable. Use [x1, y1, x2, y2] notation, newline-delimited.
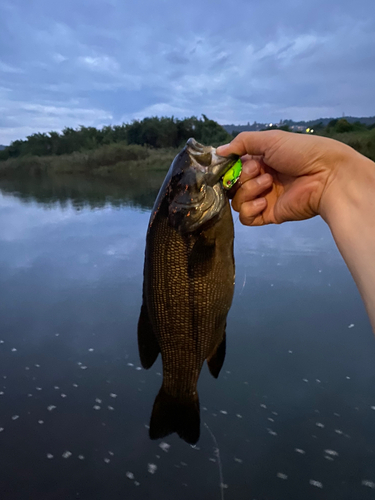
[0, 0, 374, 144]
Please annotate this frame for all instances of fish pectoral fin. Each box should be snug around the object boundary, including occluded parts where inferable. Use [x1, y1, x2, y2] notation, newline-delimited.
[207, 332, 226, 379]
[149, 386, 200, 445]
[137, 303, 160, 369]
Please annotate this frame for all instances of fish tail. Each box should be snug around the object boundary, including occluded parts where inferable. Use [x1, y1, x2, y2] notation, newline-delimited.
[149, 386, 200, 445]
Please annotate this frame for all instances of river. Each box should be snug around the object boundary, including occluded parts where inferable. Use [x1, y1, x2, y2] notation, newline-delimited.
[0, 175, 374, 499]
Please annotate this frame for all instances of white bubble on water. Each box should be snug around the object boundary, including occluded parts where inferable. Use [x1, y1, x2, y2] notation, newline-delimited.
[61, 394, 67, 398]
[110, 393, 117, 398]
[236, 414, 242, 418]
[126, 472, 134, 480]
[135, 367, 142, 371]
[220, 410, 228, 415]
[11, 348, 17, 352]
[268, 418, 274, 422]
[104, 458, 110, 464]
[62, 451, 72, 459]
[127, 363, 134, 367]
[134, 481, 140, 486]
[46, 453, 54, 459]
[209, 458, 216, 462]
[362, 480, 375, 489]
[348, 324, 355, 329]
[80, 366, 87, 370]
[295, 448, 305, 454]
[0, 428, 4, 432]
[88, 348, 94, 352]
[316, 422, 325, 428]
[38, 420, 44, 424]
[73, 384, 78, 388]
[309, 480, 323, 488]
[234, 457, 243, 463]
[93, 405, 101, 410]
[303, 379, 308, 383]
[159, 442, 170, 453]
[267, 428, 277, 436]
[335, 429, 343, 435]
[324, 449, 338, 457]
[260, 404, 267, 409]
[108, 406, 115, 411]
[148, 463, 157, 474]
[11, 415, 19, 421]
[78, 455, 85, 460]
[95, 398, 102, 404]
[277, 473, 288, 480]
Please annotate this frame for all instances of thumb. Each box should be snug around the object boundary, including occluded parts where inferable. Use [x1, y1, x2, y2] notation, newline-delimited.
[217, 131, 286, 158]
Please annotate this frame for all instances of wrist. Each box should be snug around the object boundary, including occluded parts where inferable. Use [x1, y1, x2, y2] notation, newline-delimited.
[319, 149, 375, 227]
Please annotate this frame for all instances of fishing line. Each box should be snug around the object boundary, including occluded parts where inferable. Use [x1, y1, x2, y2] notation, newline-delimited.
[204, 422, 226, 500]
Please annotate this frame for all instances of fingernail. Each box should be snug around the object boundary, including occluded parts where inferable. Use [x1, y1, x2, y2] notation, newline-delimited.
[253, 197, 266, 208]
[216, 144, 230, 155]
[243, 160, 258, 176]
[256, 174, 271, 186]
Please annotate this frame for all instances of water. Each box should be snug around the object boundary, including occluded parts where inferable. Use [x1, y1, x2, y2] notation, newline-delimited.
[0, 175, 374, 500]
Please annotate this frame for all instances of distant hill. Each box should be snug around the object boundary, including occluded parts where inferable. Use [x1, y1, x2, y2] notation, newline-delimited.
[0, 145, 6, 150]
[223, 116, 375, 134]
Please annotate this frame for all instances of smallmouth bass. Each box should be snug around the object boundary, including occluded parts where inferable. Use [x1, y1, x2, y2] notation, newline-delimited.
[138, 138, 238, 444]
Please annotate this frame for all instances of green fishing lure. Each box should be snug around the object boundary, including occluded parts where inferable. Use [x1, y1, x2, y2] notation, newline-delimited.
[222, 158, 242, 190]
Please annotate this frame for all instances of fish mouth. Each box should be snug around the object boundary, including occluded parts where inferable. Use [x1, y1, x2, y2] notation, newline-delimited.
[168, 139, 239, 233]
[186, 138, 239, 185]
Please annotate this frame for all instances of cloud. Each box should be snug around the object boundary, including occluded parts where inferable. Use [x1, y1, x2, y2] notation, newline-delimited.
[0, 0, 374, 144]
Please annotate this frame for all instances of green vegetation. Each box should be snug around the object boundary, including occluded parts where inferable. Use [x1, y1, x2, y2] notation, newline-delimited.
[0, 117, 373, 183]
[0, 115, 231, 161]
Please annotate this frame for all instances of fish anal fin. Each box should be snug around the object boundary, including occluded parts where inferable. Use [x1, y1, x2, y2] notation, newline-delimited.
[207, 332, 226, 379]
[149, 386, 200, 445]
[137, 303, 160, 369]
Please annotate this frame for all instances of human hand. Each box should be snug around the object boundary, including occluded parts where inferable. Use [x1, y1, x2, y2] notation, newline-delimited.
[217, 131, 358, 226]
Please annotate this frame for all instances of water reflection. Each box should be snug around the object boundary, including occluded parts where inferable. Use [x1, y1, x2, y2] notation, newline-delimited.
[0, 171, 165, 210]
[0, 175, 374, 500]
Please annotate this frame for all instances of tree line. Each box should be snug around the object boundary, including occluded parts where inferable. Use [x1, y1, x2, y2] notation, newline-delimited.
[0, 115, 231, 161]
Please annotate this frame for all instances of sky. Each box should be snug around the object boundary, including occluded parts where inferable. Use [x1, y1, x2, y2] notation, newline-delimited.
[0, 0, 375, 144]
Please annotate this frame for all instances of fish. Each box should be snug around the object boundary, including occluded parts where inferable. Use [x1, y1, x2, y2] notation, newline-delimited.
[138, 138, 238, 444]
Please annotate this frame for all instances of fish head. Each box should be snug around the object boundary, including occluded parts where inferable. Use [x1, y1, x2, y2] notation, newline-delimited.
[167, 138, 239, 233]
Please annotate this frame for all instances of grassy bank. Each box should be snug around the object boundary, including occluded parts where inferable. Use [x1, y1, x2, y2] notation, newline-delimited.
[0, 141, 176, 178]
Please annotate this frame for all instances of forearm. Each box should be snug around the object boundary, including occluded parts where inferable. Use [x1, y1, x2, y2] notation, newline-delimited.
[321, 152, 375, 331]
